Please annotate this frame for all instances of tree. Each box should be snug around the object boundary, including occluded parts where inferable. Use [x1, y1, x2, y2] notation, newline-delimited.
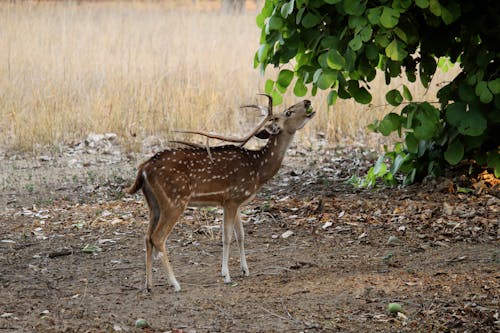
[255, 0, 500, 184]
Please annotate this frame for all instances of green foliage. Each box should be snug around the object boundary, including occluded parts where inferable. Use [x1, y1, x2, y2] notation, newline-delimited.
[255, 0, 500, 184]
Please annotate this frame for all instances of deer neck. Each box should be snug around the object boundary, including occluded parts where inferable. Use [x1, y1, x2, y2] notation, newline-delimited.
[257, 131, 295, 183]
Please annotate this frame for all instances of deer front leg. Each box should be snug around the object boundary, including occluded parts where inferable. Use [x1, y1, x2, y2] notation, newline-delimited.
[221, 205, 236, 284]
[234, 209, 249, 277]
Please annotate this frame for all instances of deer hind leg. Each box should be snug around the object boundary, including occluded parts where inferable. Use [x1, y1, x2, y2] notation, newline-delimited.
[151, 200, 188, 292]
[147, 182, 189, 292]
[221, 205, 238, 284]
[234, 208, 249, 277]
[143, 184, 160, 292]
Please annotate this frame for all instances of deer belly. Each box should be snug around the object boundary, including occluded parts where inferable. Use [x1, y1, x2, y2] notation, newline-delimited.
[188, 184, 257, 207]
[189, 190, 226, 207]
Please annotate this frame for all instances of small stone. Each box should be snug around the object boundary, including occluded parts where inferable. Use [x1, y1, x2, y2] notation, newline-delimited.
[322, 221, 333, 229]
[281, 230, 294, 239]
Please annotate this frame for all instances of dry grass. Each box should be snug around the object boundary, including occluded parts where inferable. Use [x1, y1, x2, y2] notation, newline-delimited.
[0, 1, 457, 153]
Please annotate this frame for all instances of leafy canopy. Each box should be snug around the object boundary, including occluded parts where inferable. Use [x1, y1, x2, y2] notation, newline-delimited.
[255, 0, 500, 183]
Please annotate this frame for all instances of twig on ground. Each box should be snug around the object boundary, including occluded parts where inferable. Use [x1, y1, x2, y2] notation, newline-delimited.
[258, 305, 298, 324]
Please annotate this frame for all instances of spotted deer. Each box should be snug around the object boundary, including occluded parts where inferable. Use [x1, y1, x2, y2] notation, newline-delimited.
[126, 95, 314, 292]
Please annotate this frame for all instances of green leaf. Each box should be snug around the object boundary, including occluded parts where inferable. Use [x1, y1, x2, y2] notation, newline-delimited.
[293, 78, 308, 97]
[347, 82, 372, 104]
[385, 39, 408, 61]
[446, 103, 487, 136]
[375, 31, 391, 48]
[487, 152, 500, 178]
[275, 82, 287, 94]
[405, 168, 417, 185]
[257, 44, 270, 62]
[302, 12, 322, 28]
[419, 56, 437, 88]
[367, 7, 382, 25]
[413, 103, 440, 140]
[344, 0, 366, 16]
[277, 69, 294, 88]
[440, 2, 461, 24]
[456, 186, 473, 194]
[405, 132, 418, 153]
[296, 7, 305, 24]
[390, 153, 408, 174]
[444, 140, 464, 165]
[488, 79, 500, 94]
[256, 1, 274, 28]
[415, 0, 429, 9]
[373, 156, 388, 176]
[313, 68, 323, 84]
[359, 25, 373, 42]
[318, 52, 329, 69]
[429, 0, 441, 16]
[264, 79, 274, 94]
[327, 90, 338, 105]
[280, 0, 294, 19]
[317, 70, 338, 90]
[349, 16, 368, 32]
[380, 7, 400, 29]
[379, 113, 402, 136]
[271, 89, 283, 105]
[402, 85, 413, 101]
[386, 89, 403, 106]
[445, 102, 466, 127]
[268, 16, 284, 31]
[365, 43, 380, 60]
[256, 14, 266, 29]
[326, 49, 346, 70]
[348, 35, 363, 51]
[458, 83, 476, 102]
[311, 85, 318, 96]
[393, 27, 408, 44]
[321, 36, 340, 49]
[475, 81, 493, 104]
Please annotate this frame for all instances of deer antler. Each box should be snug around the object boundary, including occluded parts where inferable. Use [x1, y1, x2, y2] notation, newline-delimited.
[174, 94, 274, 145]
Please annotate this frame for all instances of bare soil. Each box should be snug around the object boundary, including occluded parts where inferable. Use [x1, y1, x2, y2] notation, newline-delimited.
[0, 141, 498, 332]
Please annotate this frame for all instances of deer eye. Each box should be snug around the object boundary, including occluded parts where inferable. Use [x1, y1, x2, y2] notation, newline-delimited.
[285, 110, 293, 117]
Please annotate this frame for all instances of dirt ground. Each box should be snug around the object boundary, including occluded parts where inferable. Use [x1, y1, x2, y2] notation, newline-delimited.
[0, 139, 499, 332]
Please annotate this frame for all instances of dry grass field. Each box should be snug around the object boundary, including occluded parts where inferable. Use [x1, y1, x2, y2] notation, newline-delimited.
[0, 0, 457, 153]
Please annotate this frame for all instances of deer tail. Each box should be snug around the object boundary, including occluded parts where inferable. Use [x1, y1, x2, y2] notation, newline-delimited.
[125, 165, 145, 195]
